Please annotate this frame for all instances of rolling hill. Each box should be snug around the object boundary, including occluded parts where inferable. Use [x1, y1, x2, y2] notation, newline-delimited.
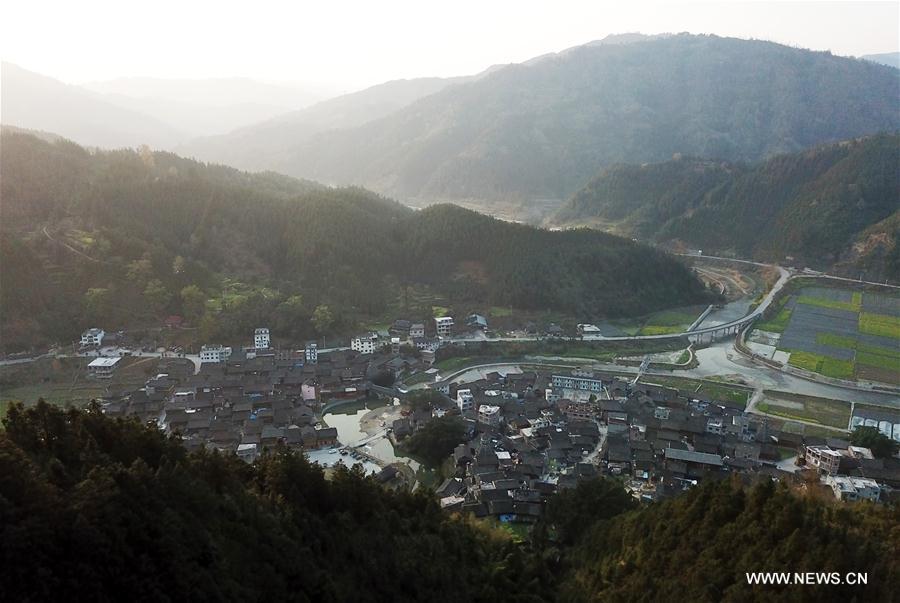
[178, 34, 900, 206]
[1, 62, 185, 149]
[553, 134, 900, 279]
[0, 130, 710, 352]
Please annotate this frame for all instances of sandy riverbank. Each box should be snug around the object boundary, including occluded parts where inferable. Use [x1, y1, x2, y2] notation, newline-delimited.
[359, 402, 405, 435]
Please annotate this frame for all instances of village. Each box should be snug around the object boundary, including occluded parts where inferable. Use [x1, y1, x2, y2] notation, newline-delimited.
[69, 312, 900, 527]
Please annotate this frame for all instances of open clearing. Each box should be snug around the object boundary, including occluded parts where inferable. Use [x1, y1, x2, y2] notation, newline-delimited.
[756, 391, 851, 429]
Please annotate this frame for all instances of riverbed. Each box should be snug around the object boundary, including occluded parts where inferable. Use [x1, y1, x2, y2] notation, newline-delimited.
[322, 399, 421, 471]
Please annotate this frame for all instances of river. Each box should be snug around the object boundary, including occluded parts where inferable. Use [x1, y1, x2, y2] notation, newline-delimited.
[322, 399, 421, 471]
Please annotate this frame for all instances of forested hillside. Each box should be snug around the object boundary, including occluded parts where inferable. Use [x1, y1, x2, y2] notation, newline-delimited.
[554, 475, 899, 602]
[554, 134, 900, 279]
[2, 403, 896, 602]
[0, 131, 710, 352]
[181, 34, 900, 204]
[0, 402, 551, 602]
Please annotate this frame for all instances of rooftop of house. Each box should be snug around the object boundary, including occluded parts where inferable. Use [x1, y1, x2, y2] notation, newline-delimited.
[664, 447, 724, 467]
[88, 357, 121, 368]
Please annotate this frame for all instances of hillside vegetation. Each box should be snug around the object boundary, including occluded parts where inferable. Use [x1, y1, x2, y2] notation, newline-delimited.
[2, 402, 896, 602]
[181, 34, 900, 204]
[0, 131, 710, 352]
[554, 134, 900, 279]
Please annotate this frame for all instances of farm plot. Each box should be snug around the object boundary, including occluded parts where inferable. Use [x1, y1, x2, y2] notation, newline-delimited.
[758, 286, 900, 385]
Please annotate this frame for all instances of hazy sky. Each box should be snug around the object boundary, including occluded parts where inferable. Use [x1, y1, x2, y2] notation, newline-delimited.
[2, 0, 897, 90]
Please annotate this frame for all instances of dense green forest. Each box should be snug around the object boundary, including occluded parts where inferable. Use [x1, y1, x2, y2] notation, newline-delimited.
[2, 402, 896, 601]
[0, 131, 711, 352]
[0, 402, 551, 602]
[555, 476, 898, 602]
[182, 34, 900, 204]
[554, 134, 900, 279]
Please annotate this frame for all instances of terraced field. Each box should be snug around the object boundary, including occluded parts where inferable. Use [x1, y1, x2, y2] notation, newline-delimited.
[754, 286, 900, 384]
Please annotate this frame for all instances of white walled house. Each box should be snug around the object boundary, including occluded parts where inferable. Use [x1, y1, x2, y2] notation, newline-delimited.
[81, 328, 105, 347]
[254, 328, 270, 349]
[305, 341, 318, 364]
[413, 337, 441, 352]
[351, 334, 379, 355]
[409, 323, 426, 339]
[477, 404, 501, 427]
[457, 389, 474, 413]
[200, 345, 232, 364]
[435, 316, 454, 338]
[88, 356, 120, 378]
[825, 475, 881, 502]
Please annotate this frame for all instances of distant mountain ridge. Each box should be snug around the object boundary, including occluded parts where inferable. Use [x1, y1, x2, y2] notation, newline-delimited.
[1, 62, 185, 149]
[176, 75, 476, 171]
[862, 52, 900, 69]
[553, 134, 900, 280]
[179, 34, 900, 205]
[82, 77, 331, 138]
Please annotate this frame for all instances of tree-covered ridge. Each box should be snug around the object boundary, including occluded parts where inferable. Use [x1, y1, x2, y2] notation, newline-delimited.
[558, 478, 899, 602]
[554, 134, 900, 279]
[2, 403, 896, 602]
[0, 131, 710, 352]
[0, 401, 551, 602]
[186, 34, 900, 204]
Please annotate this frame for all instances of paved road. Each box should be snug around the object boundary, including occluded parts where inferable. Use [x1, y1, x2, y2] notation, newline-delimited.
[433, 344, 899, 409]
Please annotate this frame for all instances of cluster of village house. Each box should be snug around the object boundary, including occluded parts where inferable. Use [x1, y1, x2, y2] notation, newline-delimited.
[82, 322, 899, 517]
[420, 369, 900, 520]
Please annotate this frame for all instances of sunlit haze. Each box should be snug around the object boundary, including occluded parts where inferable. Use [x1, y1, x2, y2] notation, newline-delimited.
[2, 0, 898, 90]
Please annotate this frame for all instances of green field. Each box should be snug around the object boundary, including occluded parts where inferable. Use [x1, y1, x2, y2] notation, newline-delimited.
[433, 356, 478, 373]
[431, 306, 451, 318]
[858, 312, 900, 339]
[795, 295, 860, 312]
[856, 351, 900, 371]
[759, 284, 900, 384]
[786, 351, 855, 380]
[755, 304, 792, 333]
[635, 308, 703, 336]
[757, 392, 851, 429]
[815, 332, 858, 349]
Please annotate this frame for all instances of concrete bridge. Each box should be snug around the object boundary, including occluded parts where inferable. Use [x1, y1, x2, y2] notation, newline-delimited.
[345, 428, 389, 449]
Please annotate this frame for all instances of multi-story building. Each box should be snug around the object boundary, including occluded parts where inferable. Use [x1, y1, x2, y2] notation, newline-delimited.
[254, 328, 270, 349]
[413, 337, 441, 352]
[200, 344, 232, 364]
[81, 328, 105, 347]
[706, 418, 726, 435]
[804, 445, 843, 475]
[88, 356, 120, 378]
[435, 316, 454, 338]
[351, 334, 379, 355]
[457, 389, 474, 413]
[477, 404, 501, 427]
[551, 373, 605, 394]
[825, 475, 881, 502]
[304, 341, 318, 364]
[409, 323, 426, 339]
